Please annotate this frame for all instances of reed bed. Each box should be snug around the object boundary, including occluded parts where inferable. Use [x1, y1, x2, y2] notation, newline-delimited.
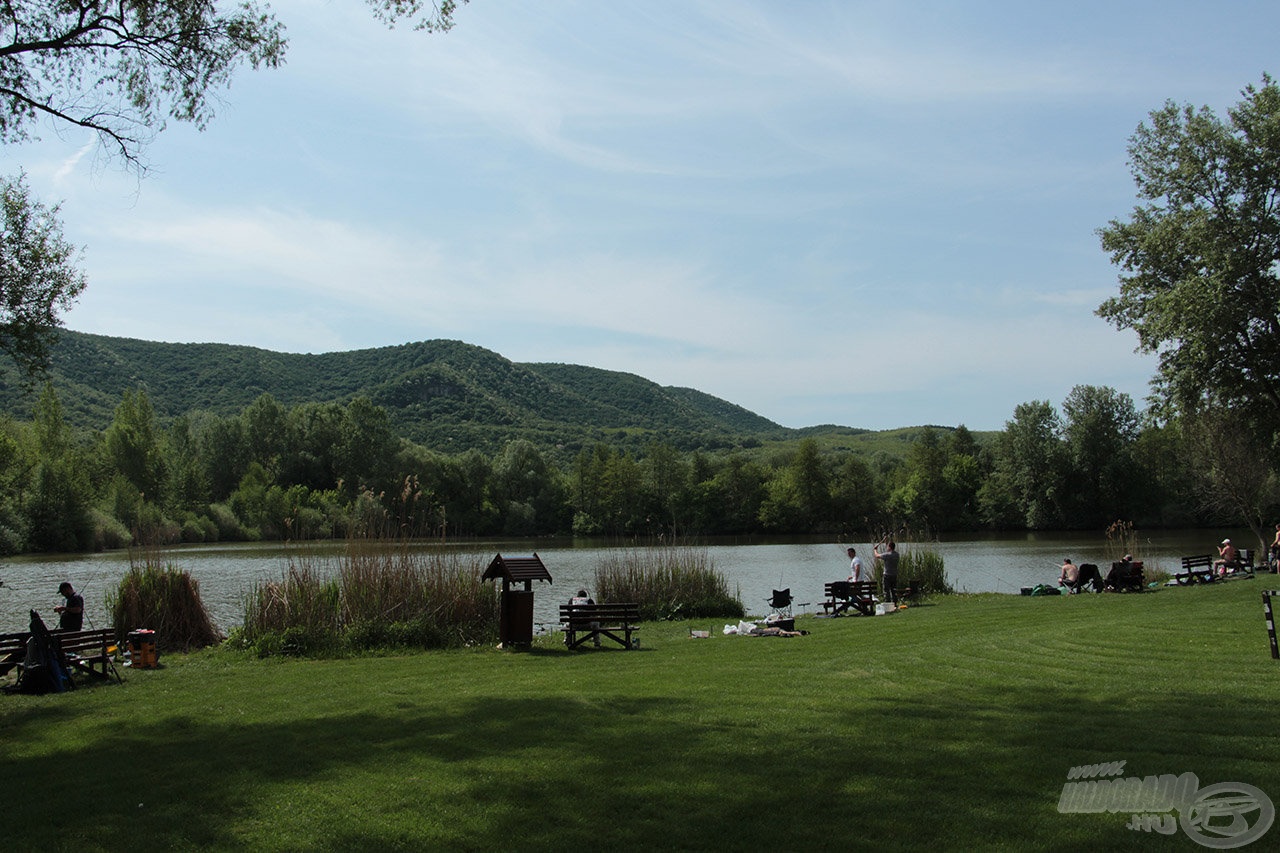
[867, 546, 954, 595]
[898, 548, 954, 595]
[107, 548, 222, 651]
[238, 539, 496, 656]
[593, 544, 744, 621]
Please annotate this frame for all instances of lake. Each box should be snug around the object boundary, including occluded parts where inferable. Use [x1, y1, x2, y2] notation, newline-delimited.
[0, 528, 1267, 636]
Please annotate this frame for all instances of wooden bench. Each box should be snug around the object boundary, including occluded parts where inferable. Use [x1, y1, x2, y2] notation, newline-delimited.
[820, 581, 877, 616]
[0, 628, 121, 684]
[0, 631, 27, 678]
[1230, 549, 1256, 578]
[559, 603, 640, 650]
[1176, 555, 1216, 585]
[51, 628, 122, 682]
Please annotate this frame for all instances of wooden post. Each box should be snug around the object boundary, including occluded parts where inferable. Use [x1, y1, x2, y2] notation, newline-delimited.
[1265, 591, 1279, 660]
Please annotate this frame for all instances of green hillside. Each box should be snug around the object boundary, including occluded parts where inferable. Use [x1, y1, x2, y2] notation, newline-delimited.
[0, 331, 796, 454]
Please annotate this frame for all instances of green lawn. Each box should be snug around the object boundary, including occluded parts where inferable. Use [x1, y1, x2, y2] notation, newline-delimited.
[2, 580, 1277, 851]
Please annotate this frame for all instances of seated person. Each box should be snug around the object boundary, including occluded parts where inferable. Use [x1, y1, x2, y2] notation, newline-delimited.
[1058, 558, 1079, 590]
[569, 589, 599, 647]
[1104, 555, 1143, 590]
[1214, 539, 1240, 576]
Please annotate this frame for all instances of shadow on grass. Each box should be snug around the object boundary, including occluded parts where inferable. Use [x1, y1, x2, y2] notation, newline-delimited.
[1, 675, 1273, 851]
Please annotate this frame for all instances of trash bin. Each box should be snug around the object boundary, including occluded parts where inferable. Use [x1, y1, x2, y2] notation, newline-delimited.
[482, 553, 553, 649]
[127, 629, 158, 668]
[500, 589, 535, 646]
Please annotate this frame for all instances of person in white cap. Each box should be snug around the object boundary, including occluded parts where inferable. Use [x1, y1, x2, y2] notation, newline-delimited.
[1214, 538, 1239, 576]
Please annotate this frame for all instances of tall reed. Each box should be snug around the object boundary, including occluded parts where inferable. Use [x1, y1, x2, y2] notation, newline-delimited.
[107, 547, 222, 650]
[238, 539, 496, 656]
[593, 543, 744, 621]
[868, 545, 953, 595]
[898, 548, 954, 595]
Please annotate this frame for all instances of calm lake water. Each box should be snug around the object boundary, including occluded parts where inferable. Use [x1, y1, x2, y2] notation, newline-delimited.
[0, 529, 1268, 636]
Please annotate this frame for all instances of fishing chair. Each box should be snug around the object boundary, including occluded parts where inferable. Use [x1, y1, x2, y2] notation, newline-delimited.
[1074, 563, 1103, 593]
[767, 588, 794, 620]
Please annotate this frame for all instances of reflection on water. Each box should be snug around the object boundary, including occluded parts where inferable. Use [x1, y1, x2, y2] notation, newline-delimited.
[0, 528, 1264, 635]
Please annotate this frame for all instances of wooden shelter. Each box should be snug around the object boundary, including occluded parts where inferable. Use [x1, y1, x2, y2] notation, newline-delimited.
[482, 553, 553, 647]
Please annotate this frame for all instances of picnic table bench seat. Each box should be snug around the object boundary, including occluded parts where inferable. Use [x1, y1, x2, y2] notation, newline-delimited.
[0, 631, 27, 678]
[52, 628, 122, 682]
[820, 581, 877, 616]
[0, 627, 121, 684]
[1176, 554, 1217, 585]
[559, 603, 640, 650]
[1230, 548, 1256, 578]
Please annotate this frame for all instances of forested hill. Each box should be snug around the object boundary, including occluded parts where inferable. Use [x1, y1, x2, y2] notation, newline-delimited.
[0, 330, 798, 453]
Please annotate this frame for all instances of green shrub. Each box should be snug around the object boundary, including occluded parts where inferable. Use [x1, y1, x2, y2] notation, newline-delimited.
[89, 507, 132, 551]
[107, 549, 222, 650]
[208, 502, 257, 541]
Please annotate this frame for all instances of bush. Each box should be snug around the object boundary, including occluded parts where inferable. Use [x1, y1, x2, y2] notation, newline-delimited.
[107, 549, 222, 650]
[179, 513, 218, 543]
[208, 502, 257, 541]
[89, 507, 132, 551]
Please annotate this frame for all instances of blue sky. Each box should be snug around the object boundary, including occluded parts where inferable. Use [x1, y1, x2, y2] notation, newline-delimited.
[6, 1, 1279, 431]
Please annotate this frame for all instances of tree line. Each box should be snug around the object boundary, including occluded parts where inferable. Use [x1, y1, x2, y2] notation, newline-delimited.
[0, 381, 1250, 556]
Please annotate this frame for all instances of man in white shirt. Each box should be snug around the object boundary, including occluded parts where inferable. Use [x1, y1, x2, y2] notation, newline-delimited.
[847, 548, 869, 583]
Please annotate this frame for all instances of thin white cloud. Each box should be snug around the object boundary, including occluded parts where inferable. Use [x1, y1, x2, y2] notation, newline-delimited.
[6, 0, 1270, 432]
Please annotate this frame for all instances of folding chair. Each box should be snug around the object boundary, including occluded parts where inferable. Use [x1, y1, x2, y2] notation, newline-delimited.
[766, 588, 793, 620]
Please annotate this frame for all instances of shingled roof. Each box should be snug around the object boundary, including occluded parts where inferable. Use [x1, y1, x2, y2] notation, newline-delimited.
[482, 553, 553, 584]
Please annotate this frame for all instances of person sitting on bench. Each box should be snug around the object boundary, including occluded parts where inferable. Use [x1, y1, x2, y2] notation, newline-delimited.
[1214, 539, 1239, 577]
[569, 589, 600, 647]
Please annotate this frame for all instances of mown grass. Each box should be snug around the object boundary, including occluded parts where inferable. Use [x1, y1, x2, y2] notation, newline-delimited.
[2, 578, 1277, 851]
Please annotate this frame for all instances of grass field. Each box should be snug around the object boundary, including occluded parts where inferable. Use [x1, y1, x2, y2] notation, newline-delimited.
[2, 579, 1277, 851]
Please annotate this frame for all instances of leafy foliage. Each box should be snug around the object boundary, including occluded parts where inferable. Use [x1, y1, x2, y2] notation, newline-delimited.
[1098, 75, 1280, 418]
[0, 0, 286, 166]
[0, 332, 790, 457]
[0, 174, 86, 381]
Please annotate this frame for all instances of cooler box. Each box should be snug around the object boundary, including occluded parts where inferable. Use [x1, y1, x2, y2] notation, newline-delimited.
[127, 629, 159, 668]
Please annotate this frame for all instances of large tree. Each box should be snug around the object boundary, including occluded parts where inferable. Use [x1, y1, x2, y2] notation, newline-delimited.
[0, 0, 285, 167]
[1097, 76, 1280, 418]
[1060, 384, 1140, 526]
[0, 173, 87, 379]
[0, 0, 465, 167]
